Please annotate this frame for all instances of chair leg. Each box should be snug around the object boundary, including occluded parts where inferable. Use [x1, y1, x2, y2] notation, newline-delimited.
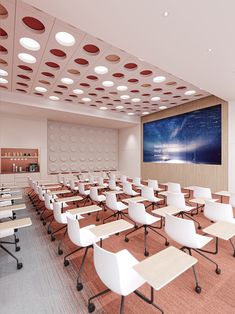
[120, 296, 125, 314]
[125, 225, 144, 241]
[0, 244, 23, 269]
[193, 248, 221, 274]
[229, 239, 235, 257]
[88, 288, 111, 312]
[134, 288, 164, 313]
[121, 212, 137, 226]
[103, 212, 117, 224]
[148, 226, 169, 246]
[77, 246, 91, 291]
[47, 217, 54, 234]
[64, 246, 85, 266]
[51, 225, 67, 241]
[58, 227, 67, 255]
[182, 212, 202, 229]
[187, 248, 202, 293]
[144, 225, 149, 256]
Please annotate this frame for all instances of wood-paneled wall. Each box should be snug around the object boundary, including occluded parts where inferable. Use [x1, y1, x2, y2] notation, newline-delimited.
[141, 96, 228, 192]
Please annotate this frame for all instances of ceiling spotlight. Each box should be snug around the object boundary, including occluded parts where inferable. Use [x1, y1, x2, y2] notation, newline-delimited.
[82, 97, 91, 102]
[163, 11, 169, 17]
[100, 106, 108, 110]
[116, 105, 124, 109]
[184, 90, 196, 96]
[159, 105, 167, 110]
[55, 32, 75, 47]
[117, 85, 128, 91]
[128, 112, 135, 115]
[18, 52, 36, 64]
[94, 66, 108, 75]
[0, 77, 8, 84]
[19, 37, 40, 51]
[0, 69, 8, 76]
[131, 98, 141, 102]
[61, 77, 74, 84]
[102, 80, 114, 87]
[208, 48, 213, 52]
[73, 89, 84, 94]
[153, 76, 166, 83]
[120, 95, 130, 100]
[142, 111, 149, 115]
[151, 96, 161, 101]
[35, 86, 47, 92]
[49, 96, 59, 100]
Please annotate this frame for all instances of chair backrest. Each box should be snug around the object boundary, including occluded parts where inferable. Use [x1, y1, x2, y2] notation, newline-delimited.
[123, 182, 133, 195]
[141, 186, 154, 200]
[120, 175, 127, 183]
[165, 214, 199, 247]
[52, 202, 65, 224]
[128, 201, 146, 223]
[109, 179, 117, 190]
[78, 183, 86, 194]
[90, 187, 99, 202]
[168, 182, 181, 193]
[167, 192, 185, 208]
[193, 186, 212, 199]
[69, 179, 76, 190]
[106, 193, 118, 211]
[62, 177, 67, 186]
[66, 213, 82, 246]
[109, 173, 116, 180]
[44, 193, 53, 210]
[38, 186, 44, 201]
[133, 177, 141, 186]
[148, 179, 159, 190]
[229, 193, 235, 207]
[97, 176, 104, 186]
[204, 200, 234, 222]
[89, 175, 95, 184]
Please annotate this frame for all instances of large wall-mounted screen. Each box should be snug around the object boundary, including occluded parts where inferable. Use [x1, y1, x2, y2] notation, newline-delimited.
[143, 104, 221, 165]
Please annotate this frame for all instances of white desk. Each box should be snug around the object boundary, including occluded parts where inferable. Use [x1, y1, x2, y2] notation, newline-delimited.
[122, 196, 147, 204]
[0, 195, 22, 202]
[190, 197, 219, 206]
[103, 190, 123, 195]
[67, 205, 102, 215]
[214, 191, 231, 203]
[0, 203, 26, 212]
[0, 217, 32, 231]
[55, 195, 82, 203]
[152, 205, 181, 218]
[48, 189, 71, 196]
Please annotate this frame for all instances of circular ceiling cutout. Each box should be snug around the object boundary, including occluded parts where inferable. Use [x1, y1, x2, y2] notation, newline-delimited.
[17, 74, 30, 80]
[22, 16, 45, 33]
[17, 82, 28, 87]
[163, 92, 172, 95]
[55, 32, 75, 47]
[45, 61, 60, 69]
[34, 92, 43, 96]
[74, 58, 89, 66]
[153, 88, 162, 91]
[19, 37, 40, 51]
[124, 63, 137, 70]
[0, 58, 7, 66]
[67, 69, 80, 75]
[53, 91, 63, 94]
[176, 86, 187, 90]
[0, 4, 8, 18]
[130, 89, 139, 93]
[0, 85, 7, 89]
[41, 71, 55, 78]
[16, 88, 26, 93]
[83, 44, 100, 55]
[18, 65, 33, 72]
[39, 80, 50, 85]
[128, 78, 139, 83]
[69, 94, 77, 98]
[141, 83, 151, 88]
[170, 102, 177, 105]
[173, 95, 181, 98]
[140, 70, 152, 76]
[95, 87, 104, 91]
[89, 93, 97, 96]
[0, 45, 7, 54]
[166, 81, 177, 86]
[57, 84, 68, 89]
[50, 49, 66, 58]
[112, 72, 124, 78]
[86, 75, 98, 80]
[65, 99, 72, 102]
[142, 93, 150, 96]
[0, 28, 7, 39]
[95, 100, 103, 103]
[106, 54, 120, 63]
[102, 96, 109, 99]
[80, 83, 90, 87]
[109, 91, 118, 95]
[18, 53, 36, 63]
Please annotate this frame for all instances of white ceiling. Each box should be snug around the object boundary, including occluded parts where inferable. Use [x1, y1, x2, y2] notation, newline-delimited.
[23, 0, 235, 101]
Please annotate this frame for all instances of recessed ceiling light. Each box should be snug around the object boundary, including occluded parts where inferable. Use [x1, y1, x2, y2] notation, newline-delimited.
[61, 77, 74, 84]
[159, 105, 167, 110]
[18, 52, 36, 64]
[131, 98, 141, 102]
[142, 111, 149, 115]
[82, 97, 91, 102]
[49, 96, 59, 101]
[184, 90, 196, 96]
[151, 96, 161, 101]
[100, 106, 107, 110]
[163, 11, 169, 17]
[120, 95, 130, 100]
[73, 89, 84, 94]
[208, 48, 213, 52]
[55, 32, 75, 47]
[128, 112, 135, 115]
[117, 85, 128, 91]
[19, 37, 40, 51]
[116, 105, 124, 109]
[94, 66, 108, 75]
[0, 69, 8, 76]
[35, 86, 47, 92]
[102, 80, 114, 87]
[0, 77, 8, 84]
[153, 76, 166, 83]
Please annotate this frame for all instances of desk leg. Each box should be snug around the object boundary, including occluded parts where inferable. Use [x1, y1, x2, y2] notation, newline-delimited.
[134, 287, 164, 313]
[229, 239, 235, 257]
[100, 238, 103, 247]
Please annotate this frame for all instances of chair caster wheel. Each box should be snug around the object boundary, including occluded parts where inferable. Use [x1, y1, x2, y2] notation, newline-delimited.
[134, 225, 138, 229]
[195, 286, 201, 294]
[96, 218, 100, 222]
[198, 225, 202, 230]
[64, 259, 69, 267]
[88, 303, 95, 313]
[43, 221, 46, 226]
[125, 237, 129, 242]
[51, 235, 55, 241]
[77, 282, 83, 291]
[115, 232, 119, 236]
[37, 212, 40, 215]
[145, 231, 149, 235]
[47, 229, 51, 235]
[58, 249, 63, 255]
[114, 214, 116, 217]
[233, 252, 235, 257]
[15, 246, 20, 252]
[216, 268, 221, 274]
[40, 217, 43, 221]
[15, 238, 19, 243]
[88, 213, 91, 216]
[144, 251, 149, 257]
[17, 262, 23, 270]
[165, 241, 169, 246]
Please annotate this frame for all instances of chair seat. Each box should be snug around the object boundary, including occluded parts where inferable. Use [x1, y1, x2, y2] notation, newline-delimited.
[81, 190, 90, 196]
[0, 228, 14, 238]
[181, 205, 195, 212]
[0, 209, 13, 219]
[116, 202, 128, 211]
[136, 212, 161, 225]
[72, 187, 79, 191]
[97, 195, 106, 202]
[126, 191, 139, 197]
[110, 186, 122, 191]
[80, 224, 107, 247]
[194, 234, 213, 249]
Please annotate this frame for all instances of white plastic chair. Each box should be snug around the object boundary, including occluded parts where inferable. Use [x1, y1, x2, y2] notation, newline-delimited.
[132, 177, 144, 189]
[78, 183, 90, 206]
[123, 182, 139, 197]
[97, 176, 108, 188]
[229, 193, 235, 207]
[165, 213, 221, 274]
[148, 179, 163, 193]
[125, 202, 169, 256]
[120, 175, 127, 184]
[141, 186, 162, 210]
[103, 193, 132, 224]
[90, 187, 106, 221]
[69, 179, 79, 192]
[108, 179, 121, 191]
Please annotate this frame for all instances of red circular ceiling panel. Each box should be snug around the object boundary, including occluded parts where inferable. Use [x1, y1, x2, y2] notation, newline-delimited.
[18, 65, 33, 72]
[16, 88, 26, 93]
[0, 4, 8, 18]
[0, 58, 7, 66]
[39, 80, 50, 85]
[143, 101, 150, 103]
[17, 74, 30, 80]
[95, 101, 103, 103]
[83, 44, 100, 55]
[166, 81, 177, 86]
[124, 63, 138, 70]
[50, 49, 66, 58]
[57, 84, 68, 89]
[53, 91, 63, 94]
[86, 75, 98, 80]
[112, 72, 124, 78]
[34, 92, 43, 96]
[67, 69, 80, 75]
[0, 45, 8, 54]
[124, 102, 131, 105]
[65, 99, 72, 102]
[106, 54, 120, 62]
[114, 99, 121, 102]
[173, 95, 181, 98]
[102, 96, 109, 99]
[45, 61, 60, 69]
[130, 89, 139, 93]
[141, 83, 151, 88]
[140, 70, 152, 76]
[153, 88, 162, 91]
[80, 83, 90, 87]
[74, 58, 89, 66]
[176, 86, 187, 90]
[22, 16, 45, 33]
[69, 94, 77, 98]
[163, 92, 172, 95]
[95, 87, 104, 91]
[128, 78, 139, 83]
[89, 93, 97, 96]
[41, 72, 55, 78]
[90, 104, 97, 107]
[16, 82, 28, 87]
[142, 93, 150, 96]
[0, 28, 7, 39]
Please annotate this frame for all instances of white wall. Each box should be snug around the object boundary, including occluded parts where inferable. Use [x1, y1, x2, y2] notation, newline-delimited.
[228, 101, 235, 192]
[118, 124, 141, 178]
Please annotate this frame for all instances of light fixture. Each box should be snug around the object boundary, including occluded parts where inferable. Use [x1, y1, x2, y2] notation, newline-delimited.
[61, 77, 74, 84]
[49, 96, 59, 100]
[18, 52, 36, 64]
[19, 37, 40, 51]
[0, 69, 8, 76]
[184, 90, 196, 96]
[55, 32, 75, 47]
[100, 106, 108, 110]
[35, 86, 47, 92]
[142, 111, 149, 115]
[159, 105, 167, 110]
[131, 98, 141, 102]
[208, 48, 213, 52]
[94, 66, 108, 75]
[73, 89, 84, 94]
[117, 85, 128, 91]
[82, 97, 91, 102]
[120, 95, 130, 100]
[116, 105, 124, 109]
[163, 11, 169, 17]
[151, 96, 161, 101]
[0, 77, 8, 84]
[128, 112, 135, 115]
[153, 76, 166, 83]
[102, 80, 114, 87]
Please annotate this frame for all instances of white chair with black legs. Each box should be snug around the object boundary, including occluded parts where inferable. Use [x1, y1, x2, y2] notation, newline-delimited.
[132, 177, 144, 189]
[148, 179, 163, 195]
[97, 176, 108, 188]
[44, 192, 55, 234]
[165, 213, 221, 275]
[120, 174, 127, 184]
[190, 186, 218, 214]
[125, 202, 169, 256]
[123, 182, 139, 197]
[69, 179, 79, 193]
[229, 193, 235, 208]
[90, 187, 106, 221]
[141, 186, 162, 210]
[108, 178, 122, 191]
[78, 183, 90, 206]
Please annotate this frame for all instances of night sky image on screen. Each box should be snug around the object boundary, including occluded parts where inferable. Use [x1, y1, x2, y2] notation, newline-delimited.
[143, 104, 221, 164]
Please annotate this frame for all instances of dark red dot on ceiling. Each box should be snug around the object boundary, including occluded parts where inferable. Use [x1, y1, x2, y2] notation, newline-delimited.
[41, 72, 55, 78]
[114, 99, 121, 102]
[112, 72, 124, 78]
[161, 100, 169, 102]
[0, 4, 8, 18]
[0, 45, 8, 54]
[80, 83, 90, 87]
[16, 82, 28, 87]
[17, 74, 30, 80]
[57, 84, 68, 89]
[173, 95, 181, 98]
[109, 91, 118, 95]
[86, 75, 98, 80]
[65, 99, 72, 102]
[69, 94, 77, 98]
[67, 69, 80, 75]
[89, 93, 97, 96]
[176, 86, 187, 90]
[166, 81, 177, 86]
[95, 100, 103, 103]
[95, 87, 104, 91]
[134, 104, 140, 107]
[0, 58, 7, 66]
[130, 89, 139, 93]
[34, 92, 43, 96]
[142, 93, 150, 96]
[128, 78, 139, 83]
[141, 83, 151, 88]
[0, 85, 7, 89]
[0, 28, 8, 39]
[143, 101, 149, 103]
[39, 80, 50, 85]
[153, 88, 162, 91]
[53, 91, 63, 94]
[90, 104, 97, 107]
[170, 102, 177, 105]
[106, 55, 120, 63]
[50, 49, 66, 58]
[143, 106, 150, 109]
[124, 102, 131, 105]
[151, 103, 158, 106]
[163, 92, 172, 95]
[181, 98, 189, 101]
[22, 16, 45, 33]
[107, 103, 113, 106]
[83, 44, 100, 55]
[140, 70, 152, 76]
[111, 109, 116, 111]
[45, 61, 60, 69]
[18, 65, 33, 72]
[16, 88, 26, 93]
[74, 58, 89, 66]
[102, 96, 109, 99]
[124, 63, 137, 70]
